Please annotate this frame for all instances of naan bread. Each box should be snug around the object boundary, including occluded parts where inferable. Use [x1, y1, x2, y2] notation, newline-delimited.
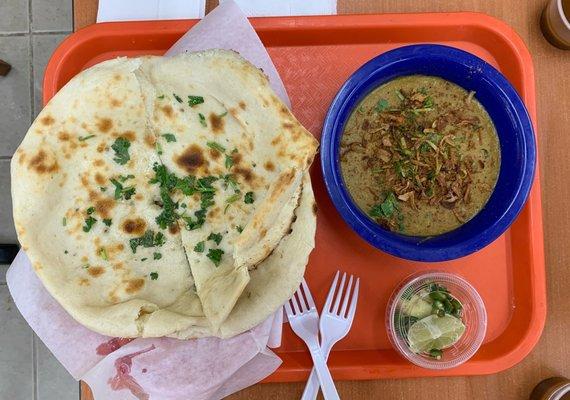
[135, 51, 317, 329]
[11, 50, 318, 338]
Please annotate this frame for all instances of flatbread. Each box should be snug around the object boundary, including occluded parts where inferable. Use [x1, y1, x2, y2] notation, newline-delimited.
[11, 50, 318, 338]
[134, 51, 317, 329]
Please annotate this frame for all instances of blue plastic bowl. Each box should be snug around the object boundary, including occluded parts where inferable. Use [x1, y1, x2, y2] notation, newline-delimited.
[321, 44, 536, 262]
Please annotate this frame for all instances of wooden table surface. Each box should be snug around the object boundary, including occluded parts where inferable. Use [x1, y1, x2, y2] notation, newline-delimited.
[74, 0, 570, 398]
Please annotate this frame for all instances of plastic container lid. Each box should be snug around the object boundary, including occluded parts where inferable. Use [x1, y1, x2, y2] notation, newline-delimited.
[386, 271, 487, 369]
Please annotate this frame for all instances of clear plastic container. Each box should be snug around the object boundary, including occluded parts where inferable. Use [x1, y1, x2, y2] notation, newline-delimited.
[386, 271, 487, 369]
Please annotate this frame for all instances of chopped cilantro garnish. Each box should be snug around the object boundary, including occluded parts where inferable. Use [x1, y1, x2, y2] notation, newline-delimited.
[78, 134, 95, 141]
[103, 218, 112, 227]
[225, 154, 234, 169]
[370, 192, 398, 219]
[83, 216, 97, 232]
[225, 193, 241, 204]
[219, 111, 228, 118]
[86, 206, 95, 215]
[375, 98, 389, 112]
[162, 133, 177, 142]
[62, 217, 67, 226]
[99, 248, 108, 261]
[157, 94, 165, 99]
[111, 137, 131, 165]
[110, 178, 136, 200]
[100, 186, 107, 192]
[244, 191, 255, 204]
[207, 248, 224, 267]
[236, 225, 244, 233]
[173, 93, 183, 103]
[156, 142, 163, 155]
[207, 141, 225, 153]
[188, 95, 204, 107]
[175, 176, 197, 195]
[153, 252, 162, 260]
[207, 232, 223, 245]
[141, 258, 148, 261]
[119, 174, 135, 182]
[129, 230, 165, 253]
[194, 241, 205, 253]
[198, 113, 207, 127]
[150, 272, 159, 280]
[222, 174, 239, 191]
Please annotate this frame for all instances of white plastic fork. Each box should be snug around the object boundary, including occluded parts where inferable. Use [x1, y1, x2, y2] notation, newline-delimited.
[301, 271, 360, 400]
[284, 280, 340, 400]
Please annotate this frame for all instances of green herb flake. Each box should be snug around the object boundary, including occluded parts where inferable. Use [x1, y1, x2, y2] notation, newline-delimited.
[206, 141, 225, 153]
[111, 137, 131, 165]
[82, 216, 97, 232]
[86, 206, 95, 215]
[207, 232, 223, 245]
[188, 95, 205, 107]
[153, 252, 162, 260]
[225, 154, 234, 169]
[244, 191, 255, 204]
[129, 230, 166, 253]
[199, 113, 207, 127]
[194, 241, 205, 253]
[78, 134, 96, 141]
[370, 192, 398, 219]
[375, 98, 389, 112]
[225, 192, 241, 204]
[99, 247, 108, 261]
[64, 250, 68, 254]
[150, 272, 159, 280]
[62, 217, 67, 226]
[156, 142, 163, 155]
[162, 133, 177, 142]
[100, 186, 107, 192]
[157, 94, 165, 99]
[110, 178, 136, 200]
[173, 93, 183, 103]
[218, 111, 228, 118]
[141, 258, 148, 262]
[236, 225, 244, 233]
[207, 248, 224, 267]
[102, 218, 112, 227]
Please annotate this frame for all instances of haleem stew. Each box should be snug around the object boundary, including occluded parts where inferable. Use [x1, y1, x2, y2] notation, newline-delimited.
[340, 75, 500, 236]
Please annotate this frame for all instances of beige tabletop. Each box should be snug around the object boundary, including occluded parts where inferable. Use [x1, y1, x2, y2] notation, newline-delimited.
[73, 0, 570, 398]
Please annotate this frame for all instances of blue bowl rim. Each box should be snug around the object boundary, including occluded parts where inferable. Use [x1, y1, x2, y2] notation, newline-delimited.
[320, 44, 536, 262]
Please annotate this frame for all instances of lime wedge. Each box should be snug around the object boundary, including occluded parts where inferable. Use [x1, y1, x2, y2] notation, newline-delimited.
[400, 294, 433, 319]
[407, 314, 466, 354]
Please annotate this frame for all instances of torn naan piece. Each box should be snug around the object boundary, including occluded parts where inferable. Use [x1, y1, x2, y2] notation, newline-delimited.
[135, 50, 318, 329]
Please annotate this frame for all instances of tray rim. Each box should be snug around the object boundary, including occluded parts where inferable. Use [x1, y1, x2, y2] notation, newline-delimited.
[43, 11, 546, 382]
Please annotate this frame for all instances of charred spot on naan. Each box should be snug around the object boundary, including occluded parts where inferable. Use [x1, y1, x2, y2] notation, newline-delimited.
[93, 159, 105, 167]
[109, 98, 123, 108]
[209, 113, 225, 133]
[58, 131, 71, 141]
[94, 198, 115, 219]
[125, 278, 145, 294]
[28, 149, 59, 174]
[238, 101, 247, 110]
[121, 218, 147, 235]
[94, 173, 106, 185]
[169, 224, 180, 234]
[312, 201, 318, 216]
[160, 105, 175, 119]
[263, 161, 275, 172]
[96, 118, 113, 133]
[115, 130, 136, 142]
[175, 144, 209, 174]
[87, 266, 105, 278]
[144, 134, 156, 148]
[40, 115, 55, 126]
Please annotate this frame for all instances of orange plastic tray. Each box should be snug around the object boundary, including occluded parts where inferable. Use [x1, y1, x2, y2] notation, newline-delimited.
[44, 13, 545, 381]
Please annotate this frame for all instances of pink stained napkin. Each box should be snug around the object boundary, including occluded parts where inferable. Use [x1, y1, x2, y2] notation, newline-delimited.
[6, 2, 295, 398]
